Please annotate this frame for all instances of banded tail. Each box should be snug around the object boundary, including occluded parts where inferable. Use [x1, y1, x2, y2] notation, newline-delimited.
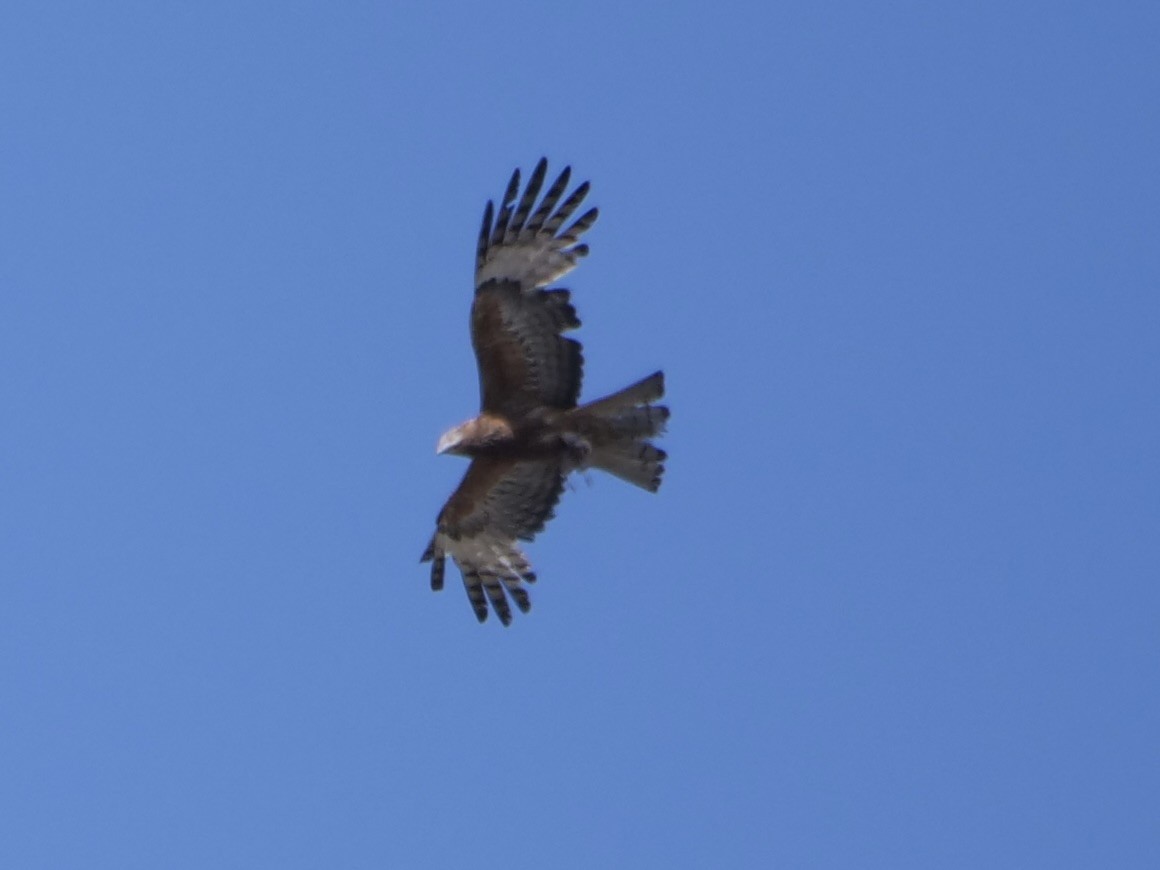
[572, 371, 669, 492]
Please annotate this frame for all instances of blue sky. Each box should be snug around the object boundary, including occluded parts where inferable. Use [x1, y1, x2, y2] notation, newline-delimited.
[2, 2, 1158, 867]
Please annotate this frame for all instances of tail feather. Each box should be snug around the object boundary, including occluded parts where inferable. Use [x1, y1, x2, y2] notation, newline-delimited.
[589, 442, 666, 492]
[581, 371, 664, 415]
[599, 404, 669, 439]
[572, 370, 668, 493]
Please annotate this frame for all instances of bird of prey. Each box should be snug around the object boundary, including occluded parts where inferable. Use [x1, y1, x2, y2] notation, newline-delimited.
[420, 158, 669, 625]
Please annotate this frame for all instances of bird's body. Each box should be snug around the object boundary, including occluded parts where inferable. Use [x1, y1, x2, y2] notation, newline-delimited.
[421, 159, 668, 624]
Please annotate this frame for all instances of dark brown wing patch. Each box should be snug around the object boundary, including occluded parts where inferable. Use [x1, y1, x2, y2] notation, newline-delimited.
[422, 458, 564, 625]
[472, 280, 583, 416]
[471, 160, 597, 417]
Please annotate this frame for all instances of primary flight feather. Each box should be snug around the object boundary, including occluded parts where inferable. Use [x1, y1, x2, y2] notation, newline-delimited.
[421, 159, 669, 625]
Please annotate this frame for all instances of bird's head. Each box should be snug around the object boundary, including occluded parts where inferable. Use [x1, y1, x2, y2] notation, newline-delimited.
[436, 415, 514, 456]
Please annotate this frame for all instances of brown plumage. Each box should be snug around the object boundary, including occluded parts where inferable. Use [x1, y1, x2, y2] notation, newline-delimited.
[421, 159, 668, 625]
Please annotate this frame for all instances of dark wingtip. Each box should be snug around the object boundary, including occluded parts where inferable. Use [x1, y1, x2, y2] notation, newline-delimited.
[513, 593, 532, 614]
[428, 551, 445, 591]
[505, 167, 521, 199]
[477, 200, 495, 268]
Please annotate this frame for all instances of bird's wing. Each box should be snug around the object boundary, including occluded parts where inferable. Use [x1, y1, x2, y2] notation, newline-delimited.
[470, 159, 597, 418]
[421, 456, 566, 625]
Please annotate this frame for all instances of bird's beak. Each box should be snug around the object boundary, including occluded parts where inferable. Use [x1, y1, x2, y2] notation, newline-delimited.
[436, 430, 458, 455]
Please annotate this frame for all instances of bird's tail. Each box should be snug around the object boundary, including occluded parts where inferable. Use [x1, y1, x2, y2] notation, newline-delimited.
[587, 440, 667, 492]
[572, 371, 668, 492]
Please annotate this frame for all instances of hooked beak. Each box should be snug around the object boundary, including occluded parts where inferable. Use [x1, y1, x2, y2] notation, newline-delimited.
[436, 430, 459, 455]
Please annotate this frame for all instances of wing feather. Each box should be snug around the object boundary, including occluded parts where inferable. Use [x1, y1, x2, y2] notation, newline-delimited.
[472, 159, 595, 416]
[475, 160, 596, 292]
[489, 167, 521, 250]
[472, 283, 583, 414]
[421, 458, 564, 625]
[540, 181, 591, 237]
[523, 165, 571, 238]
[506, 157, 547, 242]
[475, 200, 494, 278]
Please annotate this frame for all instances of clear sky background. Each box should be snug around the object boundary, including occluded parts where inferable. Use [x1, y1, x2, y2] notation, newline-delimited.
[2, 3, 1157, 868]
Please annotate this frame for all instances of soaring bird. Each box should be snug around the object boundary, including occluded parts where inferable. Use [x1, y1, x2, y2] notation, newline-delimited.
[421, 159, 668, 624]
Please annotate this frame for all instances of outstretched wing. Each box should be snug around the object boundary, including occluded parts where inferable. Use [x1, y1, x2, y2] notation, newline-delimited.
[420, 457, 566, 625]
[471, 158, 598, 418]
